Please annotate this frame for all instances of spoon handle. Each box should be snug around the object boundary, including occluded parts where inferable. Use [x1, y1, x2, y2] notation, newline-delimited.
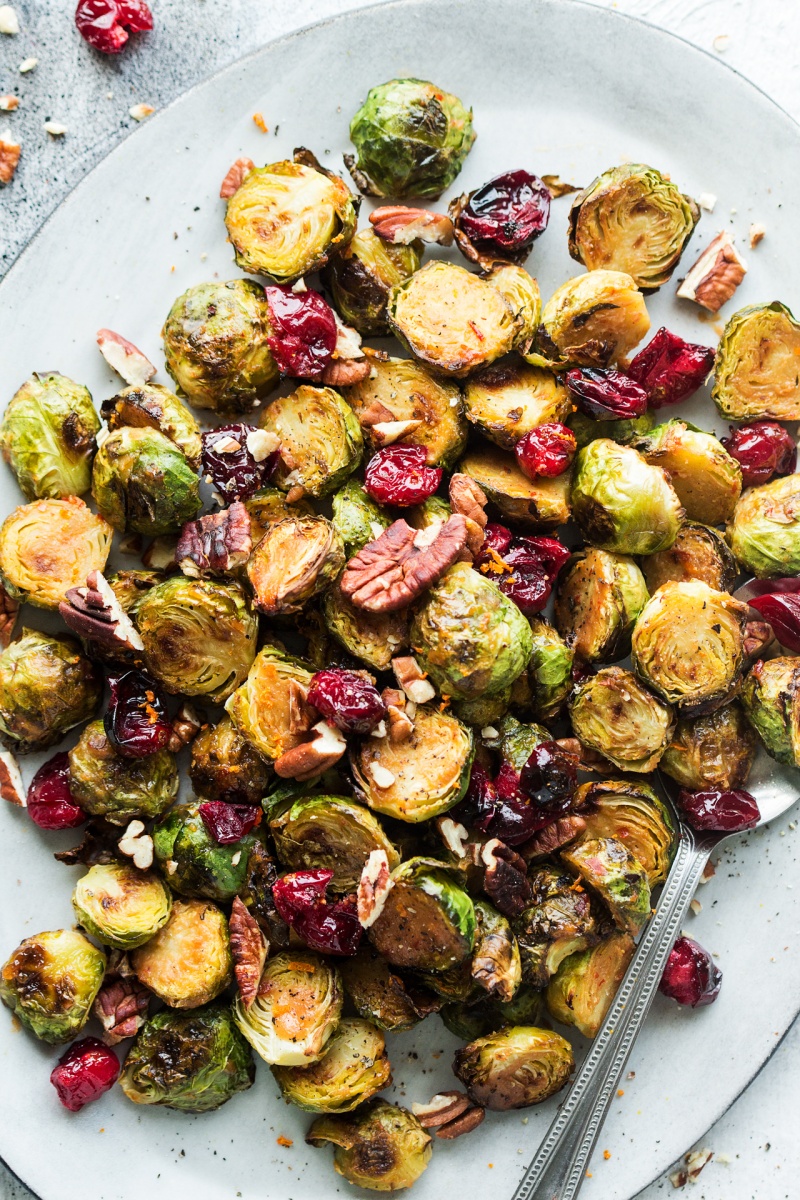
[512, 830, 710, 1200]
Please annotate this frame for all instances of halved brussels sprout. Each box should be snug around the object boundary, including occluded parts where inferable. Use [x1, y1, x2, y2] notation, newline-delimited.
[538, 270, 650, 367]
[631, 420, 742, 526]
[527, 617, 575, 721]
[660, 703, 758, 790]
[631, 580, 747, 716]
[189, 715, 271, 804]
[641, 522, 737, 593]
[120, 1003, 254, 1112]
[452, 686, 512, 729]
[136, 576, 258, 701]
[574, 779, 676, 888]
[325, 227, 422, 335]
[73, 862, 172, 949]
[712, 302, 800, 420]
[332, 478, 390, 555]
[260, 385, 363, 497]
[233, 949, 342, 1066]
[458, 444, 571, 529]
[246, 486, 315, 545]
[0, 496, 112, 610]
[568, 164, 699, 290]
[415, 957, 480, 1004]
[271, 795, 400, 891]
[1, 372, 100, 499]
[107, 568, 167, 614]
[153, 802, 264, 901]
[740, 656, 800, 767]
[496, 713, 550, 770]
[569, 666, 675, 772]
[272, 1018, 391, 1113]
[131, 898, 231, 1008]
[570, 439, 683, 555]
[308, 1098, 432, 1192]
[555, 548, 649, 663]
[162, 279, 280, 412]
[323, 575, 410, 670]
[568, 408, 655, 450]
[726, 473, 800, 578]
[68, 719, 179, 824]
[101, 383, 202, 467]
[368, 857, 475, 972]
[546, 931, 636, 1038]
[225, 644, 314, 761]
[471, 898, 522, 1003]
[514, 864, 599, 988]
[562, 837, 651, 935]
[92, 425, 201, 537]
[247, 515, 344, 616]
[485, 263, 542, 351]
[352, 703, 473, 822]
[412, 562, 534, 699]
[463, 360, 571, 451]
[0, 929, 105, 1044]
[340, 947, 440, 1032]
[454, 1026, 574, 1110]
[0, 629, 99, 753]
[347, 77, 475, 199]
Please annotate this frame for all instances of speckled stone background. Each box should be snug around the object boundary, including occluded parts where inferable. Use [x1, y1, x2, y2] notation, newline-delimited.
[2, 1, 800, 1197]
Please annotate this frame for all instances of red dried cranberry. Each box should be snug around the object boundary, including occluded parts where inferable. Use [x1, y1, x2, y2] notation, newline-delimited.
[198, 801, 261, 846]
[678, 788, 760, 832]
[458, 170, 551, 256]
[482, 523, 513, 557]
[498, 567, 551, 616]
[748, 592, 800, 653]
[75, 0, 152, 54]
[272, 869, 362, 956]
[507, 536, 571, 580]
[571, 659, 594, 686]
[50, 1037, 120, 1111]
[720, 421, 797, 488]
[201, 423, 277, 503]
[519, 741, 578, 813]
[628, 328, 715, 409]
[515, 423, 577, 479]
[452, 762, 551, 845]
[477, 533, 569, 618]
[659, 936, 722, 1007]
[27, 753, 85, 831]
[104, 670, 172, 758]
[565, 367, 649, 421]
[307, 669, 387, 735]
[265, 285, 337, 380]
[364, 445, 442, 507]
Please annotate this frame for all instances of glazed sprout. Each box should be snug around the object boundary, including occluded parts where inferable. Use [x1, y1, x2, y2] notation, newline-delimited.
[554, 548, 649, 663]
[471, 898, 522, 1003]
[136, 576, 258, 701]
[463, 361, 571, 452]
[569, 666, 675, 773]
[340, 948, 439, 1032]
[563, 837, 651, 935]
[568, 164, 699, 289]
[347, 77, 475, 199]
[233, 949, 342, 1066]
[323, 576, 410, 671]
[537, 270, 650, 368]
[570, 439, 683, 555]
[246, 485, 315, 546]
[660, 703, 758, 791]
[368, 857, 475, 972]
[513, 864, 598, 988]
[712, 302, 800, 420]
[573, 779, 676, 888]
[73, 862, 172, 949]
[0, 496, 112, 610]
[0, 371, 100, 499]
[485, 262, 542, 351]
[453, 686, 512, 729]
[527, 617, 575, 721]
[91, 426, 201, 537]
[131, 898, 231, 1008]
[189, 715, 271, 805]
[497, 712, 550, 771]
[119, 1003, 254, 1112]
[260, 384, 363, 497]
[453, 1026, 574, 1110]
[271, 795, 400, 891]
[0, 629, 100, 753]
[631, 420, 742, 526]
[0, 929, 105, 1044]
[332, 479, 390, 555]
[458, 444, 571, 529]
[225, 644, 314, 761]
[324, 227, 422, 335]
[568, 408, 655, 450]
[100, 382, 202, 467]
[740, 656, 800, 767]
[546, 931, 635, 1038]
[247, 515, 344, 615]
[726, 473, 800, 578]
[631, 580, 747, 716]
[68, 719, 178, 824]
[642, 522, 737, 594]
[441, 983, 544, 1041]
[152, 802, 264, 902]
[308, 1098, 432, 1192]
[272, 1018, 391, 1113]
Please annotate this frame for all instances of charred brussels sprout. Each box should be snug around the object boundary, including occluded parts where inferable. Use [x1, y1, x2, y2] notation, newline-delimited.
[527, 617, 574, 721]
[323, 576, 410, 671]
[261, 385, 363, 497]
[497, 713, 550, 771]
[472, 898, 522, 1003]
[136, 577, 257, 701]
[120, 1003, 254, 1112]
[458, 444, 571, 529]
[538, 270, 650, 368]
[546, 931, 635, 1038]
[68, 719, 178, 824]
[308, 1098, 432, 1192]
[272, 1018, 391, 1113]
[660, 703, 758, 791]
[347, 77, 475, 199]
[1, 372, 100, 499]
[189, 715, 271, 804]
[246, 485, 315, 545]
[555, 548, 648, 663]
[568, 164, 699, 290]
[642, 522, 737, 593]
[570, 440, 683, 555]
[271, 795, 399, 891]
[225, 645, 314, 761]
[574, 779, 675, 888]
[740, 657, 800, 767]
[568, 408, 655, 450]
[631, 420, 742, 526]
[0, 629, 99, 753]
[563, 837, 651, 935]
[454, 1026, 574, 1110]
[153, 802, 264, 902]
[569, 666, 675, 772]
[101, 383, 202, 468]
[91, 425, 201, 536]
[713, 302, 800, 420]
[340, 948, 440, 1032]
[0, 497, 112, 610]
[325, 227, 422, 335]
[0, 929, 105, 1044]
[453, 686, 512, 729]
[73, 862, 172, 949]
[514, 864, 598, 988]
[131, 899, 232, 1008]
[233, 949, 342, 1066]
[727, 473, 800, 578]
[247, 515, 344, 615]
[463, 361, 571, 451]
[332, 479, 390, 555]
[368, 857, 475, 972]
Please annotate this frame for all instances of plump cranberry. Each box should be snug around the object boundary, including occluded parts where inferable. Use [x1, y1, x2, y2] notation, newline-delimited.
[457, 170, 551, 257]
[627, 328, 715, 409]
[519, 741, 578, 813]
[565, 367, 649, 420]
[659, 936, 722, 1008]
[307, 669, 387, 735]
[198, 801, 262, 846]
[50, 1038, 120, 1111]
[104, 670, 172, 758]
[721, 421, 797, 488]
[264, 285, 338, 380]
[272, 869, 362, 956]
[201, 423, 278, 503]
[748, 592, 800, 654]
[498, 568, 551, 616]
[571, 659, 594, 686]
[678, 788, 760, 832]
[477, 532, 570, 617]
[508, 536, 571, 579]
[482, 523, 513, 557]
[364, 445, 442, 507]
[452, 763, 551, 846]
[515, 423, 577, 479]
[75, 0, 152, 54]
[27, 753, 85, 831]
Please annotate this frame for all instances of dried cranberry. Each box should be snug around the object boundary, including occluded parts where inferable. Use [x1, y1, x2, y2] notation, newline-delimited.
[507, 536, 571, 580]
[477, 532, 569, 618]
[515, 423, 577, 479]
[628, 328, 715, 409]
[748, 593, 800, 654]
[453, 762, 551, 846]
[307, 669, 387, 735]
[27, 753, 85, 831]
[571, 659, 594, 686]
[678, 788, 760, 832]
[659, 936, 722, 1008]
[565, 367, 649, 421]
[104, 670, 172, 758]
[452, 763, 499, 829]
[457, 170, 551, 257]
[364, 445, 442, 507]
[265, 285, 337, 380]
[201, 423, 277, 503]
[272, 869, 362, 956]
[519, 741, 578, 813]
[198, 801, 261, 845]
[498, 567, 551, 616]
[50, 1038, 120, 1111]
[75, 0, 152, 54]
[482, 523, 513, 557]
[720, 421, 797, 488]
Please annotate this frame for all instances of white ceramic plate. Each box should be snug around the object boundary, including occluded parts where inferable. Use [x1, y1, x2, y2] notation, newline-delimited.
[1, 1, 800, 1197]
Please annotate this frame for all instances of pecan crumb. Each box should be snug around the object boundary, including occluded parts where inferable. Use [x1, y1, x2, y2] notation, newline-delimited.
[677, 230, 747, 312]
[220, 156, 255, 199]
[341, 516, 469, 613]
[117, 820, 154, 870]
[0, 95, 19, 111]
[0, 136, 21, 184]
[749, 222, 766, 248]
[435, 1105, 486, 1140]
[381, 686, 414, 743]
[449, 473, 488, 529]
[358, 400, 395, 428]
[97, 328, 157, 388]
[320, 357, 371, 387]
[287, 679, 316, 735]
[167, 702, 202, 753]
[176, 502, 252, 577]
[229, 896, 268, 1007]
[412, 1091, 471, 1128]
[0, 750, 25, 807]
[392, 656, 436, 705]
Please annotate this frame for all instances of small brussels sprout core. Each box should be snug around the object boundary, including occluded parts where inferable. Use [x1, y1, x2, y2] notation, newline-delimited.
[136, 577, 258, 701]
[740, 657, 800, 767]
[68, 719, 178, 824]
[546, 932, 636, 1038]
[642, 522, 737, 593]
[463, 361, 571, 451]
[0, 372, 100, 499]
[569, 666, 675, 772]
[574, 780, 676, 888]
[727, 473, 800, 578]
[308, 1098, 432, 1192]
[0, 497, 112, 610]
[73, 862, 172, 949]
[323, 576, 410, 671]
[562, 837, 651, 935]
[332, 479, 390, 555]
[119, 1004, 254, 1111]
[347, 78, 475, 199]
[539, 270, 650, 367]
[453, 1026, 574, 1110]
[101, 383, 202, 467]
[713, 302, 800, 420]
[555, 548, 649, 664]
[233, 949, 342, 1065]
[225, 645, 314, 761]
[271, 795, 399, 891]
[0, 629, 100, 753]
[472, 898, 522, 1003]
[368, 857, 475, 972]
[568, 164, 700, 289]
[260, 385, 363, 497]
[92, 425, 201, 537]
[247, 515, 344, 615]
[325, 227, 422, 335]
[0, 929, 106, 1044]
[131, 899, 232, 1008]
[458, 445, 571, 529]
[272, 1018, 391, 1113]
[570, 440, 683, 555]
[527, 617, 574, 721]
[631, 420, 742, 525]
[631, 581, 747, 716]
[153, 802, 263, 901]
[660, 703, 758, 791]
[485, 263, 542, 351]
[189, 716, 271, 804]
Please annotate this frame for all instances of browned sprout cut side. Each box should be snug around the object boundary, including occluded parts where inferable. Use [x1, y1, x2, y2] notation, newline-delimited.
[458, 445, 571, 529]
[247, 516, 344, 615]
[546, 931, 636, 1038]
[660, 703, 758, 791]
[631, 420, 742, 526]
[324, 227, 422, 335]
[308, 1098, 432, 1191]
[0, 497, 112, 610]
[453, 1026, 574, 1110]
[713, 302, 800, 421]
[569, 666, 675, 773]
[641, 523, 737, 593]
[554, 548, 649, 664]
[260, 385, 363, 497]
[463, 360, 571, 451]
[131, 899, 232, 1008]
[536, 270, 650, 368]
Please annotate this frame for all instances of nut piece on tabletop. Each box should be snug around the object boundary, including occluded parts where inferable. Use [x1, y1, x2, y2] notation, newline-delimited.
[93, 973, 150, 1044]
[273, 720, 347, 781]
[0, 137, 21, 185]
[117, 820, 154, 870]
[340, 516, 468, 613]
[220, 156, 255, 199]
[357, 849, 394, 929]
[370, 205, 454, 246]
[59, 569, 144, 653]
[412, 1089, 485, 1139]
[97, 329, 157, 388]
[229, 896, 268, 1008]
[176, 503, 252, 578]
[677, 230, 747, 312]
[391, 655, 436, 705]
[0, 748, 25, 806]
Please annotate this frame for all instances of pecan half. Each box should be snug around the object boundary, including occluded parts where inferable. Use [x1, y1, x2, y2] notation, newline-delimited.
[481, 838, 532, 918]
[0, 750, 25, 807]
[520, 815, 587, 861]
[357, 849, 394, 928]
[0, 137, 21, 185]
[166, 702, 202, 753]
[341, 516, 468, 613]
[287, 679, 317, 735]
[449, 473, 488, 529]
[274, 720, 347, 781]
[435, 1105, 486, 1140]
[0, 581, 19, 649]
[176, 502, 252, 577]
[677, 230, 747, 312]
[96, 329, 157, 388]
[370, 205, 454, 246]
[392, 656, 436, 704]
[220, 156, 255, 199]
[412, 1091, 471, 1128]
[381, 686, 414, 743]
[93, 976, 150, 1044]
[229, 895, 268, 1007]
[320, 358, 371, 387]
[59, 570, 144, 653]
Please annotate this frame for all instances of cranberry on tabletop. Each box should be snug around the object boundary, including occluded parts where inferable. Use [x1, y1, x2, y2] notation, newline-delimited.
[50, 1038, 120, 1111]
[198, 801, 262, 846]
[565, 367, 649, 421]
[364, 445, 442, 507]
[264, 285, 338, 380]
[721, 421, 797, 488]
[627, 327, 715, 408]
[515, 424, 577, 479]
[201, 423, 278, 504]
[104, 670, 172, 758]
[27, 754, 86, 831]
[659, 936, 722, 1008]
[75, 0, 153, 54]
[678, 787, 760, 832]
[307, 669, 387, 735]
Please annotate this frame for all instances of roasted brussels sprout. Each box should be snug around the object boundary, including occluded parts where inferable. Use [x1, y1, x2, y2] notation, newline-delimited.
[471, 898, 522, 1003]
[347, 77, 475, 199]
[514, 864, 598, 988]
[136, 577, 258, 701]
[570, 439, 683, 555]
[119, 1003, 254, 1111]
[189, 715, 271, 804]
[482, 263, 542, 354]
[92, 426, 201, 536]
[660, 703, 758, 791]
[225, 644, 314, 761]
[631, 580, 747, 715]
[246, 485, 315, 545]
[272, 1018, 391, 1113]
[631, 420, 742, 525]
[73, 862, 172, 949]
[574, 779, 676, 888]
[546, 931, 635, 1038]
[323, 576, 410, 671]
[641, 522, 737, 593]
[368, 857, 475, 972]
[463, 360, 571, 451]
[153, 802, 264, 901]
[527, 617, 575, 721]
[260, 385, 363, 497]
[233, 949, 342, 1065]
[68, 719, 178, 824]
[562, 837, 651, 935]
[107, 568, 167, 614]
[0, 496, 112, 610]
[271, 795, 399, 891]
[131, 898, 232, 1008]
[712, 302, 800, 420]
[726, 473, 800, 578]
[162, 279, 280, 412]
[100, 382, 202, 467]
[740, 656, 800, 767]
[496, 712, 550, 770]
[308, 1098, 432, 1192]
[0, 929, 105, 1044]
[555, 548, 648, 663]
[569, 666, 675, 772]
[568, 164, 699, 289]
[453, 1026, 574, 1110]
[568, 408, 655, 450]
[458, 444, 571, 529]
[0, 629, 100, 753]
[0, 372, 100, 499]
[247, 515, 344, 615]
[325, 227, 422, 335]
[340, 947, 440, 1032]
[538, 270, 650, 368]
[331, 478, 390, 555]
[452, 686, 512, 729]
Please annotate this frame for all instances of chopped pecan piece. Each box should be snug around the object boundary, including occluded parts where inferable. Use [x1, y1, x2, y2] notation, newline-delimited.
[412, 1091, 471, 1128]
[481, 838, 532, 918]
[0, 96, 20, 112]
[371, 419, 423, 446]
[0, 749, 25, 806]
[370, 205, 455, 246]
[677, 231, 747, 312]
[220, 155, 255, 199]
[320, 358, 371, 387]
[59, 570, 144, 653]
[520, 815, 587, 861]
[358, 400, 395, 428]
[274, 720, 347, 781]
[288, 679, 317, 734]
[381, 686, 414, 743]
[749, 222, 766, 249]
[743, 618, 775, 665]
[117, 820, 154, 870]
[449, 473, 488, 529]
[229, 896, 268, 1007]
[392, 655, 436, 704]
[357, 849, 394, 928]
[176, 502, 252, 577]
[437, 816, 469, 858]
[142, 535, 178, 571]
[435, 1105, 486, 1139]
[0, 581, 19, 649]
[93, 976, 150, 1044]
[341, 516, 469, 613]
[0, 137, 21, 185]
[166, 702, 202, 753]
[96, 328, 157, 388]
